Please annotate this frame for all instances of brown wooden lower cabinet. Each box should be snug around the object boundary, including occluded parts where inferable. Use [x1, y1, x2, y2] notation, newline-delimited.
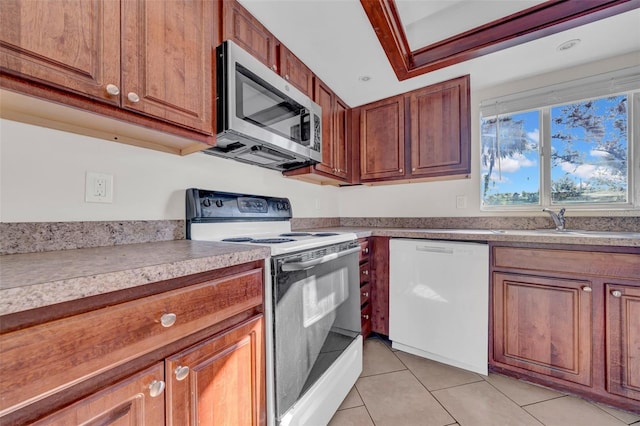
[490, 243, 640, 413]
[0, 262, 266, 425]
[166, 315, 265, 426]
[32, 363, 166, 425]
[370, 236, 390, 336]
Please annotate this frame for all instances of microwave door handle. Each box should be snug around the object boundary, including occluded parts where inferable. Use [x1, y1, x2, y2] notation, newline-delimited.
[280, 246, 360, 271]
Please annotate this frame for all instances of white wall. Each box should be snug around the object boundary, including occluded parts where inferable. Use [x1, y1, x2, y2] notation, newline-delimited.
[1, 54, 638, 223]
[338, 53, 640, 218]
[0, 119, 340, 222]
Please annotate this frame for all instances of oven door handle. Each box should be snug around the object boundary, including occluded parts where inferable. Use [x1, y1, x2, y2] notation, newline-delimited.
[280, 246, 360, 271]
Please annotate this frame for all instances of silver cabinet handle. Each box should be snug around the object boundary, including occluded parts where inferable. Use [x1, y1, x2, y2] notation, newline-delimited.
[105, 84, 120, 96]
[160, 313, 177, 328]
[175, 366, 190, 381]
[611, 290, 622, 298]
[582, 286, 592, 292]
[127, 92, 140, 103]
[148, 380, 165, 397]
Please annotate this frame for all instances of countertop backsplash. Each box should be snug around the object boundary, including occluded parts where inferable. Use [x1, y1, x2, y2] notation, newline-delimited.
[2, 216, 638, 255]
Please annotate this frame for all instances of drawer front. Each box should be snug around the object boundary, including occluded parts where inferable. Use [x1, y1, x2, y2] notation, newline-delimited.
[493, 246, 640, 279]
[360, 262, 370, 284]
[0, 268, 263, 415]
[360, 283, 371, 306]
[359, 238, 370, 263]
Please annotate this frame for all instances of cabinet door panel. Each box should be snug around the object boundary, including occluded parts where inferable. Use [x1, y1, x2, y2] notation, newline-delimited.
[410, 75, 470, 177]
[121, 0, 213, 133]
[166, 315, 265, 426]
[32, 363, 165, 426]
[493, 273, 593, 386]
[314, 79, 335, 175]
[222, 0, 277, 71]
[280, 46, 313, 96]
[334, 98, 349, 178]
[0, 0, 120, 103]
[360, 97, 405, 180]
[606, 284, 640, 401]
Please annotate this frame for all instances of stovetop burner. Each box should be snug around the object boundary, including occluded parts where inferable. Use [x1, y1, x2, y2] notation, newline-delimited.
[222, 237, 254, 242]
[280, 232, 312, 237]
[313, 232, 339, 237]
[251, 238, 296, 244]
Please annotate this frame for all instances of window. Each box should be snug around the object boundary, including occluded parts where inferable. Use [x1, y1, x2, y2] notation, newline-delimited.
[480, 67, 638, 210]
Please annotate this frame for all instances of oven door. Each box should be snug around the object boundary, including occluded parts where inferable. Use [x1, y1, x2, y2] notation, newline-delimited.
[271, 242, 361, 421]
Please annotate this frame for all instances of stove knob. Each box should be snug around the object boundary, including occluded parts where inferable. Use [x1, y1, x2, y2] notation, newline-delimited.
[215, 199, 224, 208]
[283, 202, 290, 210]
[202, 198, 212, 207]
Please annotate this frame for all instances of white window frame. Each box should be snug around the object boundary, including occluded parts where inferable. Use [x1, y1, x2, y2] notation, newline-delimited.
[480, 66, 639, 212]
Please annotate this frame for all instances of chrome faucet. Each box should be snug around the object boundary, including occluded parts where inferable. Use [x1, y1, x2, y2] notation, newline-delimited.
[543, 208, 566, 231]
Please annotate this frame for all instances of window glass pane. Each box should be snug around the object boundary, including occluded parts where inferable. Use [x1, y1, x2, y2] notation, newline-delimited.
[550, 95, 628, 204]
[481, 111, 540, 206]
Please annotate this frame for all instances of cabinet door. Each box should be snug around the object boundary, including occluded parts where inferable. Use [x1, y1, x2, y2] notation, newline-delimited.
[360, 96, 405, 180]
[121, 0, 213, 134]
[314, 79, 336, 175]
[32, 363, 165, 426]
[0, 0, 120, 104]
[370, 236, 390, 335]
[334, 97, 350, 179]
[222, 0, 277, 72]
[279, 46, 313, 96]
[166, 315, 265, 426]
[492, 272, 593, 387]
[606, 284, 640, 401]
[410, 75, 470, 177]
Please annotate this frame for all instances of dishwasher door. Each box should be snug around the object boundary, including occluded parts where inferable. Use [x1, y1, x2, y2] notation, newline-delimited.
[389, 238, 489, 375]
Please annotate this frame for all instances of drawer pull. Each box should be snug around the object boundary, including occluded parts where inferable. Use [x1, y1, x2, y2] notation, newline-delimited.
[611, 290, 622, 298]
[148, 380, 165, 397]
[362, 270, 369, 275]
[362, 292, 369, 298]
[362, 314, 369, 320]
[160, 313, 177, 328]
[363, 248, 369, 254]
[175, 366, 190, 381]
[582, 286, 592, 292]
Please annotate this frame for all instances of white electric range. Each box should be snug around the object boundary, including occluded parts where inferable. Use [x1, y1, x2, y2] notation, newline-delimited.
[186, 188, 363, 426]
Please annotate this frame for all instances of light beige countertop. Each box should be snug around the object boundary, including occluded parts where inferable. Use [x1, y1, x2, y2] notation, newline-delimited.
[304, 227, 640, 247]
[0, 240, 270, 316]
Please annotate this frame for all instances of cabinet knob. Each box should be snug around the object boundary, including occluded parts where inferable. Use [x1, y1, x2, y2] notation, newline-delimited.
[362, 314, 369, 320]
[412, 167, 416, 172]
[148, 380, 166, 397]
[362, 291, 369, 297]
[105, 84, 120, 96]
[362, 270, 369, 275]
[399, 169, 403, 173]
[271, 64, 277, 72]
[611, 290, 622, 298]
[160, 313, 177, 328]
[581, 286, 592, 292]
[175, 365, 190, 381]
[364, 248, 369, 254]
[127, 92, 140, 103]
[285, 74, 290, 80]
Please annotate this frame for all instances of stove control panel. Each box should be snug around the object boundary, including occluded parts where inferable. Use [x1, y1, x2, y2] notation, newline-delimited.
[186, 188, 292, 222]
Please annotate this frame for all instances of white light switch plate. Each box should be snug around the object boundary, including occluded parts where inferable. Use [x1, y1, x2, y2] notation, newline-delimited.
[85, 172, 113, 203]
[456, 195, 467, 209]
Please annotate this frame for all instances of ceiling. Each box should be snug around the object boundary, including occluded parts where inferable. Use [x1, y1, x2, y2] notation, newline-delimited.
[238, 1, 640, 108]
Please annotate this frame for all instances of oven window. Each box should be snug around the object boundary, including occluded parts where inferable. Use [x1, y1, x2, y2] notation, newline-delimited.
[272, 250, 360, 420]
[235, 64, 310, 145]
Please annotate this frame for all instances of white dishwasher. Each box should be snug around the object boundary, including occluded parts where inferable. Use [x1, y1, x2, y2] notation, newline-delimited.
[389, 238, 489, 375]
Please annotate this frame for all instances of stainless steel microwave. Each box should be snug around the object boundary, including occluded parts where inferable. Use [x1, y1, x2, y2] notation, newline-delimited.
[202, 40, 322, 171]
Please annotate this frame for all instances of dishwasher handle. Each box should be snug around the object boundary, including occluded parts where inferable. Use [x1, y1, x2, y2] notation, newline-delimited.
[416, 245, 454, 255]
[281, 246, 360, 271]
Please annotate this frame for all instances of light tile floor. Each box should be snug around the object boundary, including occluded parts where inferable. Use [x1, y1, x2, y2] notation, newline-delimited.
[328, 337, 640, 426]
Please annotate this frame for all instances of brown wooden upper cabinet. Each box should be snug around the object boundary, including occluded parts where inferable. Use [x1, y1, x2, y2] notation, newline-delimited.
[0, 0, 214, 137]
[222, 0, 314, 98]
[358, 75, 470, 183]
